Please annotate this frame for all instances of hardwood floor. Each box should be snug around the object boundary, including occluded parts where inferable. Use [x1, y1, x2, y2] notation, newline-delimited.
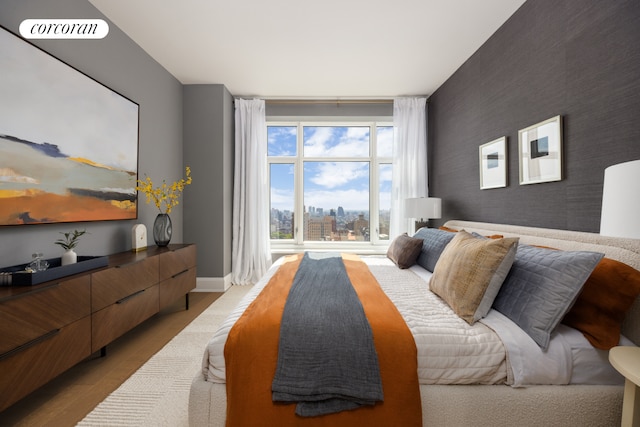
[0, 291, 222, 427]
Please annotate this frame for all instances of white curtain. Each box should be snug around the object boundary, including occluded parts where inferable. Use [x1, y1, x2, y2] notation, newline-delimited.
[390, 97, 428, 238]
[231, 99, 272, 285]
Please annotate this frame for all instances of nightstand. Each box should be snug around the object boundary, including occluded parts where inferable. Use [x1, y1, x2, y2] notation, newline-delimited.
[610, 346, 640, 427]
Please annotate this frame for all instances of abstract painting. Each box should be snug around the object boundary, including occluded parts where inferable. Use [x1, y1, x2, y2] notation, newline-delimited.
[479, 136, 507, 190]
[0, 26, 139, 225]
[518, 116, 562, 185]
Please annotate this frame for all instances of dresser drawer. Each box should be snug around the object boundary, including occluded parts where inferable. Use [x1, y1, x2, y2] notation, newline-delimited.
[159, 245, 196, 281]
[159, 267, 196, 310]
[0, 316, 91, 412]
[91, 284, 159, 353]
[0, 275, 90, 355]
[91, 256, 159, 312]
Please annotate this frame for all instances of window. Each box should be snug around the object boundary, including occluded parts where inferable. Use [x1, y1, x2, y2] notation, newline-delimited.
[268, 121, 393, 249]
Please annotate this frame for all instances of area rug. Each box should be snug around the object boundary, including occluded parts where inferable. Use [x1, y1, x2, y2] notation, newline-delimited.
[77, 285, 251, 427]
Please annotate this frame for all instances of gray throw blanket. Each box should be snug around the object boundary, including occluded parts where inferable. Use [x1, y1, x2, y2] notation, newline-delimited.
[271, 252, 383, 417]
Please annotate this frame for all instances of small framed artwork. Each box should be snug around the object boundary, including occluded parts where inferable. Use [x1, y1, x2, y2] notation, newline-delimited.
[518, 115, 562, 185]
[479, 136, 507, 189]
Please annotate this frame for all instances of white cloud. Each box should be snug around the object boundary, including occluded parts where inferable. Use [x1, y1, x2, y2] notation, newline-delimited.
[270, 187, 294, 210]
[308, 162, 368, 189]
[304, 127, 369, 157]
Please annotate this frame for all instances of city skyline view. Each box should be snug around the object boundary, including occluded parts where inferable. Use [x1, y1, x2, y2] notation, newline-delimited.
[268, 125, 393, 213]
[269, 124, 393, 241]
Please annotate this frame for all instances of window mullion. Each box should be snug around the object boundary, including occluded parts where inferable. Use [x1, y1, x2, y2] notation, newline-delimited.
[295, 122, 304, 245]
[370, 123, 380, 244]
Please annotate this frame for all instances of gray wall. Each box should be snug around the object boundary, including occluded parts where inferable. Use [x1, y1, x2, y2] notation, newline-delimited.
[428, 0, 640, 232]
[183, 85, 234, 281]
[0, 0, 184, 267]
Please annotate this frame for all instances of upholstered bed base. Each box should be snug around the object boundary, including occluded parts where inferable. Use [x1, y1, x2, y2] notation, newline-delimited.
[189, 379, 623, 427]
[188, 221, 640, 427]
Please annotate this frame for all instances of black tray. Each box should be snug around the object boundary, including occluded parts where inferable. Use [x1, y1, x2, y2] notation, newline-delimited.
[0, 255, 108, 286]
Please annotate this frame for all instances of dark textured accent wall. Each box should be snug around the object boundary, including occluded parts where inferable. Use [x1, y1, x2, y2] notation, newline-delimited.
[428, 0, 640, 232]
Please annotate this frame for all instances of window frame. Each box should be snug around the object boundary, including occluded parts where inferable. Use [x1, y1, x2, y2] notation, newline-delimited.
[268, 119, 392, 254]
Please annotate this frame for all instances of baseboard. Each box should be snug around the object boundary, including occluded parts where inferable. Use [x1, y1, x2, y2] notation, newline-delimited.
[194, 274, 232, 292]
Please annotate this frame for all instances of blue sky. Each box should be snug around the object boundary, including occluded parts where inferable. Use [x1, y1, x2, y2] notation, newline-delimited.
[269, 126, 393, 212]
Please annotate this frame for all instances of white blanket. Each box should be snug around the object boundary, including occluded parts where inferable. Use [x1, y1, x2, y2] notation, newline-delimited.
[202, 255, 622, 387]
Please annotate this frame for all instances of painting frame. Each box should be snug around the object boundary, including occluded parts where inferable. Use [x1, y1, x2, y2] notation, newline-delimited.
[479, 136, 507, 190]
[518, 115, 562, 185]
[0, 25, 140, 226]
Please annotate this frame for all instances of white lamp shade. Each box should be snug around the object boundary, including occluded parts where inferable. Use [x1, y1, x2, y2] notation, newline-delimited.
[404, 197, 442, 220]
[600, 159, 640, 239]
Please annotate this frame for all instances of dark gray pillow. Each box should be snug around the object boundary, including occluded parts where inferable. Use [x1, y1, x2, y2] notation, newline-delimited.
[387, 233, 424, 269]
[493, 245, 604, 350]
[412, 228, 456, 272]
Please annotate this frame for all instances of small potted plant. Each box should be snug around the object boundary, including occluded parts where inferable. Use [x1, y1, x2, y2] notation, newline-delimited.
[55, 229, 87, 266]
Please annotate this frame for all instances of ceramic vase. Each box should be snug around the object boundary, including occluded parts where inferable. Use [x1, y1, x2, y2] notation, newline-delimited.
[61, 249, 77, 266]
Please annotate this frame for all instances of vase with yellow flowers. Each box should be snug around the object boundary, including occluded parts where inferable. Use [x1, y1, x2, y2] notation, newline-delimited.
[136, 166, 192, 246]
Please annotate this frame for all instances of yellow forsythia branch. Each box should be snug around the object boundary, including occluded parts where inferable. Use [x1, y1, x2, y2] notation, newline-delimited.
[135, 166, 192, 214]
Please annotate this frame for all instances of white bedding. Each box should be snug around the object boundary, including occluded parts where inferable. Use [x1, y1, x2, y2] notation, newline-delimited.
[202, 255, 625, 387]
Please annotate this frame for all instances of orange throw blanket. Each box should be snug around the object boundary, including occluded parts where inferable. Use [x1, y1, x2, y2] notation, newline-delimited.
[224, 253, 422, 426]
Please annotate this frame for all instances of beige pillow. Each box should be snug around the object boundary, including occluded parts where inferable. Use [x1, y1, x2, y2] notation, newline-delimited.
[387, 233, 423, 269]
[429, 230, 519, 324]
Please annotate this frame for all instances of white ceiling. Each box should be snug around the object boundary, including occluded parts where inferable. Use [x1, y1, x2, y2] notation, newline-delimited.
[89, 0, 526, 99]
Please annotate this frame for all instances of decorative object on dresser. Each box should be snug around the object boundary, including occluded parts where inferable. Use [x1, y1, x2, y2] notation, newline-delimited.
[153, 213, 172, 247]
[518, 115, 562, 185]
[0, 244, 197, 412]
[600, 159, 640, 240]
[136, 166, 192, 246]
[0, 255, 108, 286]
[131, 223, 148, 252]
[479, 136, 507, 189]
[54, 229, 87, 265]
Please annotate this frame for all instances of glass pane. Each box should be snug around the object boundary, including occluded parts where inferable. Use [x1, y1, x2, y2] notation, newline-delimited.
[377, 126, 393, 157]
[270, 163, 294, 239]
[303, 126, 369, 157]
[378, 163, 392, 240]
[303, 161, 369, 241]
[268, 126, 297, 156]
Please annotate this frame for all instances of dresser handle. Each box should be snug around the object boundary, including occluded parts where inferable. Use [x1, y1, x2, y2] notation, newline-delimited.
[1, 282, 61, 303]
[114, 261, 137, 268]
[171, 269, 189, 279]
[0, 329, 60, 361]
[116, 289, 145, 304]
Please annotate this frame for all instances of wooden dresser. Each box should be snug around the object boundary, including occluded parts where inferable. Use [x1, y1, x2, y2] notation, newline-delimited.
[0, 244, 196, 412]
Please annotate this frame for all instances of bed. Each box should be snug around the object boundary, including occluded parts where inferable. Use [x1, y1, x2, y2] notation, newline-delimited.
[189, 220, 640, 426]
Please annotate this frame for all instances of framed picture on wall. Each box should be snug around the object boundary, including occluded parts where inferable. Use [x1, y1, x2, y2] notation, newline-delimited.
[518, 115, 562, 185]
[479, 136, 507, 189]
[0, 25, 139, 226]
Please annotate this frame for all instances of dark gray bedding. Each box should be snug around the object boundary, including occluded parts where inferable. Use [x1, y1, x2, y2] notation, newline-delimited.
[271, 252, 383, 417]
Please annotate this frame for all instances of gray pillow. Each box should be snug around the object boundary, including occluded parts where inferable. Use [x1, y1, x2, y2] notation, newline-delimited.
[493, 245, 604, 349]
[387, 233, 424, 269]
[412, 228, 456, 272]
